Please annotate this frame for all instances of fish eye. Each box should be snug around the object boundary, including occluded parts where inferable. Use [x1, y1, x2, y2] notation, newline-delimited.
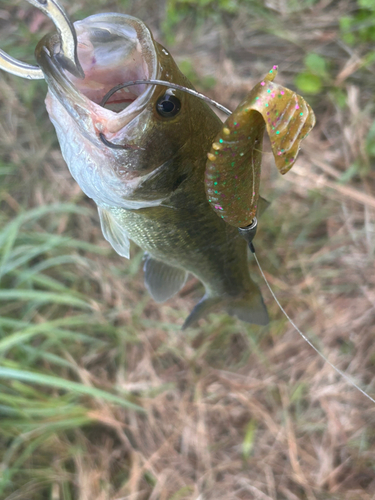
[156, 94, 181, 117]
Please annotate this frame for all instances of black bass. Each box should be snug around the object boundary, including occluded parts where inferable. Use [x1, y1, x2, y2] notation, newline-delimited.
[35, 13, 272, 328]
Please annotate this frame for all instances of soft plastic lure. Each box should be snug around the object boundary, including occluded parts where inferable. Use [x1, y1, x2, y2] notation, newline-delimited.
[205, 66, 315, 228]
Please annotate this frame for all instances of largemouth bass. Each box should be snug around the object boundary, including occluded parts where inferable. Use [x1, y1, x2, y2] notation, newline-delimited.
[35, 13, 272, 328]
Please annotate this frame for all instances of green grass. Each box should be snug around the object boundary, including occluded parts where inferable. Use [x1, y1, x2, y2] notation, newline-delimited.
[0, 200, 148, 496]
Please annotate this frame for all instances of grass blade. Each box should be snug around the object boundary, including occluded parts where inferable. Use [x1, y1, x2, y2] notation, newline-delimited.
[0, 367, 144, 411]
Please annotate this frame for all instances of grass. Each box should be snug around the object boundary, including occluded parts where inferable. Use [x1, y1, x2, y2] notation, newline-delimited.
[1, 0, 375, 498]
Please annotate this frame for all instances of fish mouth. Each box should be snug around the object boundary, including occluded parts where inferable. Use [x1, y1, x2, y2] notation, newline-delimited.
[35, 13, 158, 137]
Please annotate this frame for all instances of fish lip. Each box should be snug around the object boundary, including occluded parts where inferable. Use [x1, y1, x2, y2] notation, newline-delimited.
[35, 13, 158, 136]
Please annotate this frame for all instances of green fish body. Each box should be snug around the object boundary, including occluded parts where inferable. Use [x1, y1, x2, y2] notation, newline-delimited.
[103, 169, 268, 328]
[35, 13, 269, 327]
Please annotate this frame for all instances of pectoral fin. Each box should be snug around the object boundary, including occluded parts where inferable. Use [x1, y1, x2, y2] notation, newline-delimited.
[143, 256, 188, 303]
[98, 207, 130, 259]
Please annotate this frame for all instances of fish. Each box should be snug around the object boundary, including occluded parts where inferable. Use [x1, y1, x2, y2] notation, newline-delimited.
[34, 13, 312, 329]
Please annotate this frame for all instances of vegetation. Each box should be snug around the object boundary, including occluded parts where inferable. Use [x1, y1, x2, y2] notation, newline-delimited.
[0, 0, 374, 498]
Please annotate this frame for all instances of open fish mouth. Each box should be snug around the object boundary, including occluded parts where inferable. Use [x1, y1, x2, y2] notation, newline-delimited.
[35, 13, 158, 136]
[34, 14, 171, 209]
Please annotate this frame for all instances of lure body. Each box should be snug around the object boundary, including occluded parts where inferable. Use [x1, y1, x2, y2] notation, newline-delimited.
[205, 68, 315, 227]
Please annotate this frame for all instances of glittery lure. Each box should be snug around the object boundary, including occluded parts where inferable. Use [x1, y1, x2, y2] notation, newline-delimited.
[205, 66, 316, 228]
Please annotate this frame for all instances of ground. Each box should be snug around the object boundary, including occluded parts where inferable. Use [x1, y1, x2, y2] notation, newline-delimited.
[0, 0, 374, 499]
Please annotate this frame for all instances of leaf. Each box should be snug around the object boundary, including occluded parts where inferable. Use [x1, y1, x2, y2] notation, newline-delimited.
[358, 0, 375, 11]
[0, 315, 97, 354]
[366, 120, 375, 157]
[0, 290, 90, 308]
[338, 162, 360, 184]
[295, 72, 322, 94]
[242, 419, 257, 459]
[0, 367, 144, 412]
[304, 53, 327, 77]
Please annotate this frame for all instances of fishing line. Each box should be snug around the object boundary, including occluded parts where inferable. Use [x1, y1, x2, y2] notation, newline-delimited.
[250, 245, 375, 404]
[99, 79, 231, 149]
[100, 79, 231, 115]
[101, 79, 375, 403]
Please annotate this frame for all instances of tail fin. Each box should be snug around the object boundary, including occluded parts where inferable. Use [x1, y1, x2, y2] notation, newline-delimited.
[182, 287, 269, 329]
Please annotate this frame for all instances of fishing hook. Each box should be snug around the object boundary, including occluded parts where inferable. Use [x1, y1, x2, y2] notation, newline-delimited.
[0, 0, 84, 80]
[98, 132, 142, 151]
[99, 79, 231, 115]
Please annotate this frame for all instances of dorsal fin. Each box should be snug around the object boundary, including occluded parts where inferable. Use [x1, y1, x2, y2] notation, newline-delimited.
[98, 207, 130, 259]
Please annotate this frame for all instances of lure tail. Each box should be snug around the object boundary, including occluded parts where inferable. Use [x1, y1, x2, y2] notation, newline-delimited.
[182, 287, 269, 329]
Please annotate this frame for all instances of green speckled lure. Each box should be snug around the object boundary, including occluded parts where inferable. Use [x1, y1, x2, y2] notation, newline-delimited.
[205, 66, 315, 228]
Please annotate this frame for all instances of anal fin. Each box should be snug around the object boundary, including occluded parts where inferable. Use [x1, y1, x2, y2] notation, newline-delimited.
[144, 255, 187, 303]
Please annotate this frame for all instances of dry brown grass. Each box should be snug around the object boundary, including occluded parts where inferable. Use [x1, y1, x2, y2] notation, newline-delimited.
[1, 0, 375, 499]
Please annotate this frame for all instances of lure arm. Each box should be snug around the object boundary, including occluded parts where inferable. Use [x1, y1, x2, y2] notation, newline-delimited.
[0, 0, 84, 80]
[205, 66, 316, 228]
